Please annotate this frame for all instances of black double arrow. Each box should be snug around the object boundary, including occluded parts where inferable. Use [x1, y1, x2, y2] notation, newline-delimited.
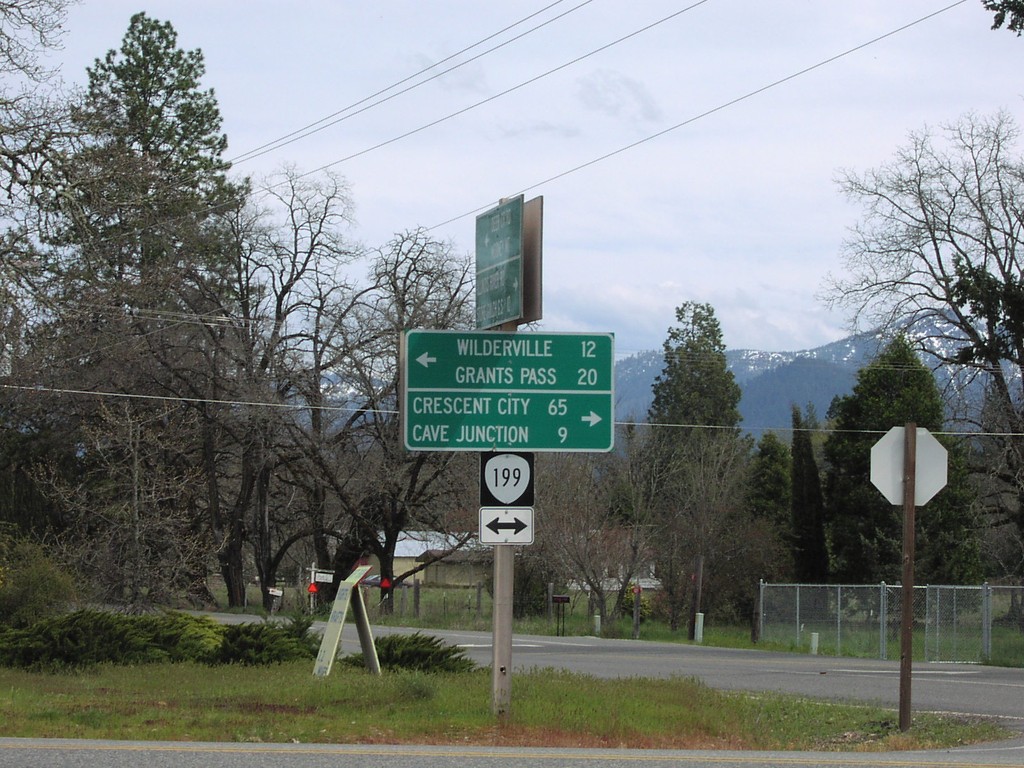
[485, 516, 528, 536]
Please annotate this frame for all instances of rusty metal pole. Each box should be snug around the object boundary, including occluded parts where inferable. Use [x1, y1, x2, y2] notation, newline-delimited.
[899, 423, 917, 732]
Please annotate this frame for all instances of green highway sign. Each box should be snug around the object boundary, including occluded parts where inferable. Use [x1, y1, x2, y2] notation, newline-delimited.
[475, 196, 523, 329]
[402, 330, 614, 452]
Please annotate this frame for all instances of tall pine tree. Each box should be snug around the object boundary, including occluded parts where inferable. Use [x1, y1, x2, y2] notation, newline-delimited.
[649, 302, 741, 432]
[29, 14, 247, 607]
[647, 302, 747, 634]
[53, 11, 235, 284]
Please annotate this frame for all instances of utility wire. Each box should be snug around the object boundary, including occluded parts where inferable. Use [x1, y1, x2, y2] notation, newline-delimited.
[47, 1, 959, 253]
[286, 0, 714, 186]
[229, 0, 597, 166]
[6, 1, 990, 429]
[0, 382, 372, 415]
[429, 0, 971, 228]
[2, 381, 1012, 439]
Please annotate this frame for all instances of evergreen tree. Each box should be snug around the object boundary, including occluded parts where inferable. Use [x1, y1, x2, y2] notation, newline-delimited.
[25, 13, 246, 607]
[51, 11, 235, 284]
[983, 1, 1024, 34]
[824, 336, 982, 584]
[649, 302, 741, 431]
[78, 12, 230, 199]
[790, 406, 828, 583]
[647, 302, 748, 634]
[747, 430, 795, 580]
[748, 432, 791, 526]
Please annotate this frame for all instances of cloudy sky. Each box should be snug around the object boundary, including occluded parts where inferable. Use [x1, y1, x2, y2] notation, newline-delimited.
[49, 0, 1024, 357]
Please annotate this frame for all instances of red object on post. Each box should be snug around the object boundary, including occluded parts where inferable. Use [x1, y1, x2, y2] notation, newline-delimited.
[380, 577, 392, 590]
[307, 582, 318, 594]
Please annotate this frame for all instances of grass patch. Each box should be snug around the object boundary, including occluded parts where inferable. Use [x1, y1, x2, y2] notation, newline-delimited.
[0, 662, 1009, 749]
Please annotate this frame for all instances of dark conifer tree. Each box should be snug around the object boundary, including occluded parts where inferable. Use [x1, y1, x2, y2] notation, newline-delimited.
[790, 406, 828, 583]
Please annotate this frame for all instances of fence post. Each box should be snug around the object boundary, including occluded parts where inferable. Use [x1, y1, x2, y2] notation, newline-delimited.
[836, 585, 843, 657]
[882, 583, 887, 658]
[926, 585, 935, 663]
[982, 582, 992, 661]
[795, 584, 801, 646]
[753, 580, 764, 644]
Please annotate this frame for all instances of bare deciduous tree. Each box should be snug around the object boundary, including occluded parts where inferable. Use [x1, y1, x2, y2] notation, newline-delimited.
[41, 402, 207, 610]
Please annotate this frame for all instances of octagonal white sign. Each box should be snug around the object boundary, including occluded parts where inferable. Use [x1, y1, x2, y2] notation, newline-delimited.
[870, 426, 948, 506]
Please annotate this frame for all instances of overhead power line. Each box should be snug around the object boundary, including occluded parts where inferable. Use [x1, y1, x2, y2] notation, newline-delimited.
[2, 381, 1011, 439]
[229, 0, 597, 166]
[285, 0, 715, 186]
[429, 0, 971, 228]
[48, 2, 969, 258]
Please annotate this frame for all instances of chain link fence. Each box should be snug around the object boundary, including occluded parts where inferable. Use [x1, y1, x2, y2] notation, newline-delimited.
[758, 582, 1024, 663]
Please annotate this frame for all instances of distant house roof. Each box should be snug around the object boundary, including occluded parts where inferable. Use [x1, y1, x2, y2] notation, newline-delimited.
[418, 548, 490, 564]
[392, 531, 481, 559]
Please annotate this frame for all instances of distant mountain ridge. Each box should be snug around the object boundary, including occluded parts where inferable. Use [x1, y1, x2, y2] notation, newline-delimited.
[614, 323, 970, 435]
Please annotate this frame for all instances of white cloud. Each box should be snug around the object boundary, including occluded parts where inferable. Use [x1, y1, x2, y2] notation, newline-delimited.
[576, 69, 663, 124]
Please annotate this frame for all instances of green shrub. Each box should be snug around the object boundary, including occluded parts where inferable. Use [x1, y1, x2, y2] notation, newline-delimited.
[621, 590, 653, 622]
[0, 611, 167, 669]
[135, 612, 225, 664]
[343, 632, 475, 673]
[216, 620, 318, 665]
[0, 536, 77, 629]
[0, 610, 317, 669]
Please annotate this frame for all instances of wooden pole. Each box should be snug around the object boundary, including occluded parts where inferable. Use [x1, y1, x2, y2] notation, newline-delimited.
[899, 423, 917, 732]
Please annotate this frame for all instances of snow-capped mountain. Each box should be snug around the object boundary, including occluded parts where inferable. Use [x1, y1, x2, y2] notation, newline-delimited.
[614, 323, 977, 435]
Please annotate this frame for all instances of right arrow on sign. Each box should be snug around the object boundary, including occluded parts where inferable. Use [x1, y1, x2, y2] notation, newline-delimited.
[581, 411, 602, 427]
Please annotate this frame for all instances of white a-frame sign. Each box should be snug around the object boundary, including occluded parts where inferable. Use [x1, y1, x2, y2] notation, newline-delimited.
[312, 565, 381, 677]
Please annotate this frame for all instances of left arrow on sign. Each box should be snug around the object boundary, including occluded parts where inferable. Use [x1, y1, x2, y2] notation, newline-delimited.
[416, 351, 437, 367]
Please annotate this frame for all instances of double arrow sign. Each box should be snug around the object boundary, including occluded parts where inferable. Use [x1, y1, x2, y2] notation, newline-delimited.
[479, 452, 534, 546]
[485, 515, 528, 537]
[480, 507, 533, 545]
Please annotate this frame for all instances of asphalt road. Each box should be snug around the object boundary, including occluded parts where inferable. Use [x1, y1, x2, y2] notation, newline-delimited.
[2, 618, 1023, 768]
[1, 739, 1024, 768]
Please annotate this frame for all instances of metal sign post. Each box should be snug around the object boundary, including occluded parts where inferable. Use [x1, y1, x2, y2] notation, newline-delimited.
[399, 195, 613, 719]
[492, 542, 514, 717]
